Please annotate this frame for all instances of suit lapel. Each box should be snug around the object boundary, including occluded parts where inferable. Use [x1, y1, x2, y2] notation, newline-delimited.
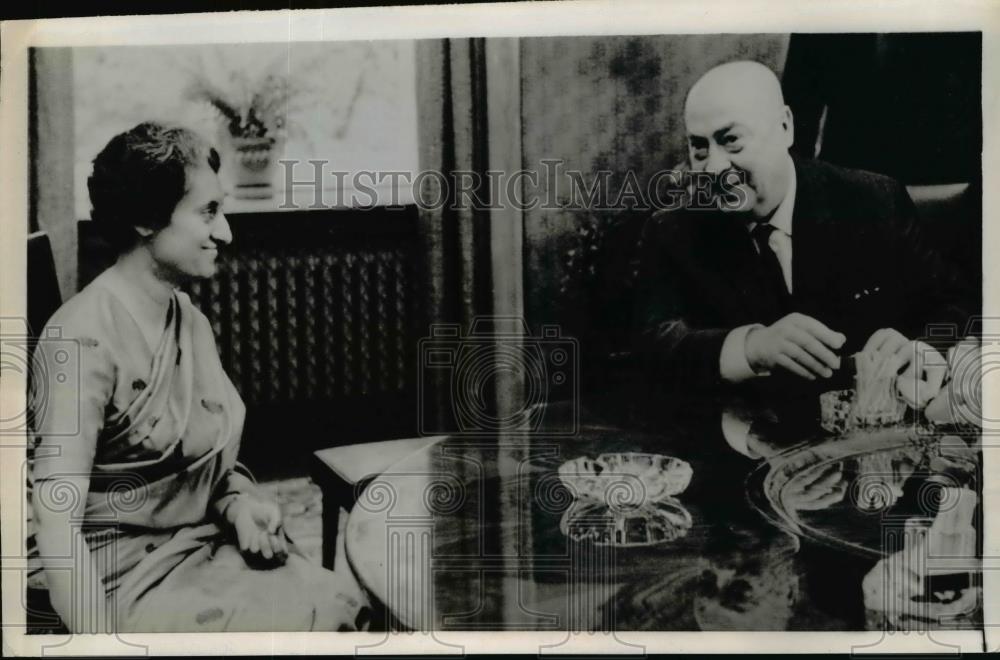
[686, 158, 837, 324]
[699, 211, 770, 319]
[790, 158, 835, 306]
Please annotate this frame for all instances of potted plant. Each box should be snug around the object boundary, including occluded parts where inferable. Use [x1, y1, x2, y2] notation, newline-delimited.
[186, 68, 298, 199]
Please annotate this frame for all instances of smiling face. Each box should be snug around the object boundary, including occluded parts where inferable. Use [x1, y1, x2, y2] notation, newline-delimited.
[144, 164, 231, 283]
[684, 61, 795, 218]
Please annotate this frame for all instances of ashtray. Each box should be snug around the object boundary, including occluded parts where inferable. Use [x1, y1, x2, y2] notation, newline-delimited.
[819, 389, 854, 435]
[557, 452, 693, 506]
[559, 497, 693, 547]
[820, 387, 908, 435]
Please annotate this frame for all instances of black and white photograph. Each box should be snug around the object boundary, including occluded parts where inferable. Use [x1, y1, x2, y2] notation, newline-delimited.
[1, 1, 996, 655]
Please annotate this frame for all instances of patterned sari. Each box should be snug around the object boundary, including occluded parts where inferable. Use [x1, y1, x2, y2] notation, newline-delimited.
[28, 267, 368, 632]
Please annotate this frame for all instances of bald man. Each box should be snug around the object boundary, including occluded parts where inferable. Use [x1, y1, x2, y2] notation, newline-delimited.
[635, 61, 968, 401]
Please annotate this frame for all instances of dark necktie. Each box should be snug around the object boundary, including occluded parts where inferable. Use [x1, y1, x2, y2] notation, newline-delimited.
[751, 221, 790, 312]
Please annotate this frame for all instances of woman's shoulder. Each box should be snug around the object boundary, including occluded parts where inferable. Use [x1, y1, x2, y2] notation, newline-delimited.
[43, 270, 132, 343]
[174, 289, 212, 331]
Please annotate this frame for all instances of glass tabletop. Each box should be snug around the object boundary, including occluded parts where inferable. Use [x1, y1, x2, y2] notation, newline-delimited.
[344, 399, 982, 632]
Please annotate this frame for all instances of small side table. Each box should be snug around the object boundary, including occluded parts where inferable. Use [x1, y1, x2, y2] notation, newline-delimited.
[310, 436, 445, 570]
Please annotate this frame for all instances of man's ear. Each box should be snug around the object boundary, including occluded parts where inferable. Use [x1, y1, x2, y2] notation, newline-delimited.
[781, 105, 795, 149]
[134, 225, 155, 238]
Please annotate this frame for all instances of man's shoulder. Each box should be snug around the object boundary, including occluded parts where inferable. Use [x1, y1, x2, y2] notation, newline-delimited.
[643, 206, 703, 251]
[647, 203, 720, 232]
[798, 158, 904, 209]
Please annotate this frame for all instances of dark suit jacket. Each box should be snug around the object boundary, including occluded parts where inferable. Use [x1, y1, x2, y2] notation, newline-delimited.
[634, 157, 971, 396]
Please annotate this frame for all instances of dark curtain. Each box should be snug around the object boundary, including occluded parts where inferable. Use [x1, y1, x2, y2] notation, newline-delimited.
[783, 32, 982, 186]
[415, 38, 500, 432]
[783, 32, 982, 327]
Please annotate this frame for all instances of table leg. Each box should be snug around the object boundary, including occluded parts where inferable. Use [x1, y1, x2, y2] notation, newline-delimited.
[320, 497, 341, 570]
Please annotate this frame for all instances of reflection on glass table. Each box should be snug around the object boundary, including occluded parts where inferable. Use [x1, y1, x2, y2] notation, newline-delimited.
[861, 488, 981, 631]
[343, 398, 982, 632]
[560, 498, 693, 547]
[748, 426, 982, 631]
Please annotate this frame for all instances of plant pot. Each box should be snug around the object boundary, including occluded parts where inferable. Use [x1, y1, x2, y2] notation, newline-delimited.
[217, 131, 283, 200]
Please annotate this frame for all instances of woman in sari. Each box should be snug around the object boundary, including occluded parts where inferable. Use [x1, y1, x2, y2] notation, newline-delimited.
[28, 122, 369, 633]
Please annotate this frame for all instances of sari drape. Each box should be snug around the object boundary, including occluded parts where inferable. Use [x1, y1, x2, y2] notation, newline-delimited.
[27, 267, 368, 632]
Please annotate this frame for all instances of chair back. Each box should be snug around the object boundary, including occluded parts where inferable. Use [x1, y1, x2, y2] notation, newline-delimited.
[906, 182, 980, 311]
[906, 183, 971, 228]
[27, 231, 62, 338]
[566, 209, 657, 406]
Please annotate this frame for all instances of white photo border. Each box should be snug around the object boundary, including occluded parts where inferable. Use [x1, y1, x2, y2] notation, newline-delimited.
[1, 0, 997, 654]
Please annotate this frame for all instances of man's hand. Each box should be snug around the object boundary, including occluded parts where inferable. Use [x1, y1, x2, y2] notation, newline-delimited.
[856, 328, 949, 410]
[896, 343, 947, 410]
[745, 313, 846, 380]
[862, 328, 911, 376]
[863, 328, 947, 409]
[783, 462, 847, 511]
[925, 338, 982, 425]
[226, 495, 289, 566]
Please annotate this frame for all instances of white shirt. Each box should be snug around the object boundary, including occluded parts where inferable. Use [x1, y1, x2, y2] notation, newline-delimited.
[720, 162, 797, 382]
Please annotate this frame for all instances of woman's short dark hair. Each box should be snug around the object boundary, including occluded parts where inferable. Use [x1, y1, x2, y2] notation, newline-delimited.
[88, 122, 221, 253]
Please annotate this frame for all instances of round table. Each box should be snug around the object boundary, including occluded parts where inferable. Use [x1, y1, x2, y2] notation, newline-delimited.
[344, 404, 982, 631]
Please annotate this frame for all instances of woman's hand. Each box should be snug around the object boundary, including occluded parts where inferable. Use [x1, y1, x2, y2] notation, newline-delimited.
[225, 495, 289, 566]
